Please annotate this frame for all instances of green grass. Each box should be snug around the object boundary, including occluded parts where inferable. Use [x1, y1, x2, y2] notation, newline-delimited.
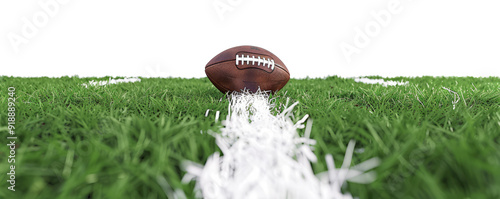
[1, 76, 499, 199]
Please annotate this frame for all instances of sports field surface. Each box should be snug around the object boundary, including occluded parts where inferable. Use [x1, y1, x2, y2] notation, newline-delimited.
[1, 76, 499, 198]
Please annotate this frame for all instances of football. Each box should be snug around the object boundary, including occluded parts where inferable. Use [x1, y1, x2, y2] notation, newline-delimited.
[205, 45, 290, 93]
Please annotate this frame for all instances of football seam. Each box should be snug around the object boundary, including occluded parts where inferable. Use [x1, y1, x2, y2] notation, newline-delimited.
[275, 64, 290, 75]
[205, 60, 234, 69]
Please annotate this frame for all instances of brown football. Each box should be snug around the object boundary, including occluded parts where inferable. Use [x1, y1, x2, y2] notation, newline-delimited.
[205, 45, 290, 93]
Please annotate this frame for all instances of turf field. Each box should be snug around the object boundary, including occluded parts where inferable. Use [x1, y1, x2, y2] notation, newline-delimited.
[1, 76, 499, 198]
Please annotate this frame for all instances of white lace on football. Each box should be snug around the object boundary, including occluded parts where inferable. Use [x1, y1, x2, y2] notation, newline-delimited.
[236, 54, 275, 70]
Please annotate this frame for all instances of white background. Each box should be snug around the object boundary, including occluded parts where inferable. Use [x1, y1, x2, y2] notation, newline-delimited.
[1, 0, 499, 78]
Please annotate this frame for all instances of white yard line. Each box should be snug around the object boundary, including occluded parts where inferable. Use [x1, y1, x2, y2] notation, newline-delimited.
[183, 91, 379, 199]
[81, 77, 141, 88]
[354, 77, 408, 87]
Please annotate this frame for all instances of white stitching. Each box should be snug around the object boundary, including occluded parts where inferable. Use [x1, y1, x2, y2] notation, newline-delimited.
[236, 54, 275, 70]
[246, 55, 251, 65]
[236, 54, 241, 65]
